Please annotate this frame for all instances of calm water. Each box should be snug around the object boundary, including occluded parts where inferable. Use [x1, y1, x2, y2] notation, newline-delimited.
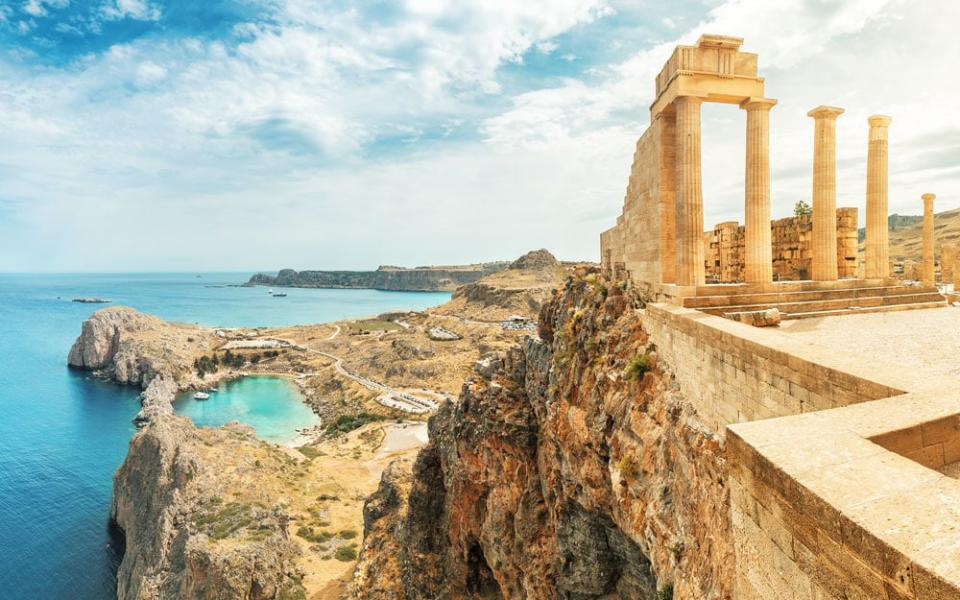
[0, 273, 448, 599]
[173, 376, 320, 445]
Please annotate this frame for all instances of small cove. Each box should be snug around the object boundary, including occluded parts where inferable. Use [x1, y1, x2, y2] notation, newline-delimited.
[173, 376, 320, 446]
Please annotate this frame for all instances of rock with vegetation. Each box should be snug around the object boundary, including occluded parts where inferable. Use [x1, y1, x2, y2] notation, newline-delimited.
[111, 415, 306, 600]
[354, 268, 732, 599]
[68, 306, 215, 387]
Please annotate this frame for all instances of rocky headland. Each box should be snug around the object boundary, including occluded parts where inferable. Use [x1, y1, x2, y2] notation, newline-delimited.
[248, 261, 510, 292]
[67, 306, 219, 424]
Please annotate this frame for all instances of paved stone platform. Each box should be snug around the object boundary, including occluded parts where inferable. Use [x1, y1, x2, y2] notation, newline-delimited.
[778, 306, 960, 386]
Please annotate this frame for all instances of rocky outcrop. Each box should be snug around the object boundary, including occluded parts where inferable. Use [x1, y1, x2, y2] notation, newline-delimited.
[68, 307, 217, 424]
[450, 282, 547, 316]
[508, 248, 559, 271]
[248, 262, 509, 292]
[68, 306, 214, 386]
[111, 416, 305, 600]
[354, 269, 732, 599]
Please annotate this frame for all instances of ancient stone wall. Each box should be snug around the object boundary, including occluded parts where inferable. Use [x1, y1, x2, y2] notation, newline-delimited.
[640, 303, 898, 435]
[703, 209, 859, 283]
[602, 117, 679, 289]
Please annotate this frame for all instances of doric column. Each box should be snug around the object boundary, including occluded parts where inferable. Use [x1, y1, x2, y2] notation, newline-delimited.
[942, 243, 957, 285]
[922, 193, 936, 286]
[675, 95, 705, 287]
[741, 97, 777, 283]
[808, 106, 844, 281]
[865, 115, 892, 279]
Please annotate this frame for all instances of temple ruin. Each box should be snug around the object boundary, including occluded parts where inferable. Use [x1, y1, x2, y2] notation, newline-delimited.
[600, 34, 943, 318]
[601, 35, 960, 599]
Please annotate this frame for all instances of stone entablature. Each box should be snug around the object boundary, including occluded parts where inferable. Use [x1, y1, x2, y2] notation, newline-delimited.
[704, 209, 858, 283]
[651, 34, 764, 119]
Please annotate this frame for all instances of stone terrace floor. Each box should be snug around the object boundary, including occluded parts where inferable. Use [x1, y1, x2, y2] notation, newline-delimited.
[777, 306, 960, 383]
[776, 306, 960, 478]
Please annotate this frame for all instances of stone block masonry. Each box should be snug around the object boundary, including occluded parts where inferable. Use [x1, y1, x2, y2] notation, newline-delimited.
[704, 208, 859, 283]
[645, 301, 960, 598]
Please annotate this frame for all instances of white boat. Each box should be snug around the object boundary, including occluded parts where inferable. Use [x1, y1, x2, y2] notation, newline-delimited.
[193, 392, 210, 400]
[268, 289, 274, 294]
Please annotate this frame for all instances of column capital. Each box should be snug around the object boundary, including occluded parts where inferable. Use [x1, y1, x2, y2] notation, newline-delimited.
[807, 105, 844, 120]
[868, 114, 892, 128]
[740, 97, 777, 111]
[922, 193, 936, 202]
[674, 92, 707, 106]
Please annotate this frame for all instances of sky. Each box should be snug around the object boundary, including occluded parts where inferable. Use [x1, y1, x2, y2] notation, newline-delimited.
[0, 0, 957, 272]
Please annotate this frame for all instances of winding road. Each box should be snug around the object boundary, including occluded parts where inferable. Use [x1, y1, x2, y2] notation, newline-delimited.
[281, 326, 441, 414]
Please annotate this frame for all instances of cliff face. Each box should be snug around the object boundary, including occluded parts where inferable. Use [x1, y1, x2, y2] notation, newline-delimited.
[68, 306, 216, 424]
[249, 262, 508, 292]
[111, 416, 306, 600]
[68, 306, 214, 387]
[354, 270, 732, 599]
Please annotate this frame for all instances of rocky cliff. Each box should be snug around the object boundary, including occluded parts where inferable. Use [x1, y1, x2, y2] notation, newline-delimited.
[68, 306, 217, 424]
[249, 262, 509, 292]
[111, 416, 306, 600]
[353, 269, 732, 599]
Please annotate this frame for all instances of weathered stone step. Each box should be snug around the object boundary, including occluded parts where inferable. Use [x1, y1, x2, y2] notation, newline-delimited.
[685, 285, 939, 309]
[704, 291, 945, 316]
[781, 301, 948, 320]
[690, 278, 897, 297]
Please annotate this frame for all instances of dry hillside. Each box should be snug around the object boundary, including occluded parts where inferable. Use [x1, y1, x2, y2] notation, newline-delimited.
[887, 207, 960, 261]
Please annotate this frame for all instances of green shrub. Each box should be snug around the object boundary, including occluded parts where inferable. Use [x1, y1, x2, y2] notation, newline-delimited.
[297, 446, 322, 460]
[334, 546, 358, 561]
[657, 583, 674, 600]
[625, 353, 652, 382]
[296, 526, 333, 544]
[338, 529, 358, 539]
[617, 456, 639, 479]
[324, 413, 383, 436]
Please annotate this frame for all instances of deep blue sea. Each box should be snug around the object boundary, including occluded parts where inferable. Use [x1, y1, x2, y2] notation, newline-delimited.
[0, 273, 449, 599]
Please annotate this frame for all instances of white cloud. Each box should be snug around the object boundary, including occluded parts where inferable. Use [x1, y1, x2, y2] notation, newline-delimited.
[0, 0, 957, 272]
[101, 0, 161, 22]
[480, 0, 960, 232]
[23, 0, 69, 18]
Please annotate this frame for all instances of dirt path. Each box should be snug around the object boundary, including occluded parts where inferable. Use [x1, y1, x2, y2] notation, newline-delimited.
[278, 334, 441, 414]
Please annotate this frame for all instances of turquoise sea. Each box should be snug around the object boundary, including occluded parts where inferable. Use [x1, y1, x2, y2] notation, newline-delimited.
[0, 273, 449, 599]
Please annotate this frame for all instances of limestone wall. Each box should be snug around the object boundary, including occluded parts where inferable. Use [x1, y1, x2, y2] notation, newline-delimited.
[641, 303, 897, 435]
[703, 209, 859, 283]
[643, 303, 960, 599]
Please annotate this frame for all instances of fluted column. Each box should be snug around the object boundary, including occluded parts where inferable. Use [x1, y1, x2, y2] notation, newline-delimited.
[741, 97, 777, 283]
[865, 115, 892, 279]
[808, 106, 844, 281]
[675, 95, 705, 287]
[922, 193, 936, 286]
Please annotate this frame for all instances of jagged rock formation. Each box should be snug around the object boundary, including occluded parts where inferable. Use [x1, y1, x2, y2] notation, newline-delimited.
[248, 262, 509, 292]
[111, 416, 306, 600]
[354, 269, 732, 599]
[67, 307, 216, 424]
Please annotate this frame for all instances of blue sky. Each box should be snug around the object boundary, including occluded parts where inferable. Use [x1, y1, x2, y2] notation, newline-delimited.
[0, 0, 957, 271]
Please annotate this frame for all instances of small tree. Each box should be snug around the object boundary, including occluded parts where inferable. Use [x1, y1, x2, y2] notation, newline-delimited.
[794, 199, 812, 217]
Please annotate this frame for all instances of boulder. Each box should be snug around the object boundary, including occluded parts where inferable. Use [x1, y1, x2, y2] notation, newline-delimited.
[725, 307, 782, 327]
